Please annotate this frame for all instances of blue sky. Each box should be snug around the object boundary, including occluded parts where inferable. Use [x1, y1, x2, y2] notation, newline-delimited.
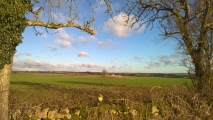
[12, 0, 188, 73]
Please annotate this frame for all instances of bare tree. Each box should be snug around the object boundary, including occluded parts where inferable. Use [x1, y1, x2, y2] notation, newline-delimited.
[101, 69, 109, 75]
[0, 0, 95, 119]
[103, 0, 213, 92]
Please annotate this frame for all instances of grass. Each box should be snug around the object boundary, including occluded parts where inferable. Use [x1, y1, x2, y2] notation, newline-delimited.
[9, 73, 213, 119]
[10, 73, 191, 88]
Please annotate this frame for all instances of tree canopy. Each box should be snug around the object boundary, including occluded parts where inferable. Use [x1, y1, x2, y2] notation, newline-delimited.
[0, 0, 28, 68]
[101, 69, 109, 75]
[0, 0, 95, 69]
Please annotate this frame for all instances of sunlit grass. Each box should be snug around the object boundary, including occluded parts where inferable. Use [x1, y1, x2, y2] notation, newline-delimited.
[10, 73, 191, 88]
[9, 73, 212, 120]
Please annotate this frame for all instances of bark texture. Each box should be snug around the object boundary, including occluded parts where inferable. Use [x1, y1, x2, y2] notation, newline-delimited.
[0, 62, 12, 120]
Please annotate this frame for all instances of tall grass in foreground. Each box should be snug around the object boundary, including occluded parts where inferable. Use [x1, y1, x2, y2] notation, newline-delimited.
[9, 73, 212, 119]
[9, 84, 213, 119]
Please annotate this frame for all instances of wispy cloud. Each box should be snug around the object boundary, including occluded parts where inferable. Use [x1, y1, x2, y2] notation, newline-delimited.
[170, 52, 180, 58]
[158, 55, 177, 66]
[12, 59, 104, 72]
[14, 52, 32, 58]
[133, 56, 143, 62]
[78, 51, 89, 57]
[107, 63, 132, 72]
[45, 44, 57, 51]
[145, 55, 177, 69]
[12, 58, 135, 72]
[81, 63, 102, 69]
[145, 61, 161, 69]
[104, 12, 145, 37]
[13, 59, 54, 71]
[77, 36, 97, 43]
[97, 39, 123, 50]
[181, 58, 193, 66]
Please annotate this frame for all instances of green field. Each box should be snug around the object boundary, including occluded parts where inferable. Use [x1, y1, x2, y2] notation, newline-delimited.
[10, 73, 211, 120]
[11, 73, 191, 88]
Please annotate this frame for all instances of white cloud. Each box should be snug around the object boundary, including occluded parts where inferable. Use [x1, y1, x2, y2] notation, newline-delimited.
[171, 52, 180, 58]
[104, 12, 145, 37]
[107, 64, 132, 72]
[181, 58, 193, 65]
[81, 63, 102, 69]
[145, 55, 178, 69]
[54, 28, 96, 48]
[158, 55, 177, 66]
[14, 52, 32, 58]
[97, 39, 123, 50]
[88, 36, 97, 41]
[54, 28, 72, 47]
[55, 38, 71, 47]
[77, 36, 97, 43]
[12, 59, 104, 72]
[78, 51, 89, 57]
[57, 28, 71, 40]
[13, 59, 54, 71]
[78, 36, 87, 42]
[146, 61, 161, 68]
[97, 41, 107, 48]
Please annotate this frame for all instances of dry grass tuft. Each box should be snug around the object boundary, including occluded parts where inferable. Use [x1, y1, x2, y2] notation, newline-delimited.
[9, 84, 213, 119]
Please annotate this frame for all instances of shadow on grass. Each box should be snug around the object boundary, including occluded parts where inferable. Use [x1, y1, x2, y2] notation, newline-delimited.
[10, 81, 44, 86]
[11, 81, 126, 87]
[56, 80, 124, 87]
[10, 81, 52, 90]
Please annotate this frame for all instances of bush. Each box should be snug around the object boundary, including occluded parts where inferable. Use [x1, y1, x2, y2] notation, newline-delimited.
[101, 69, 108, 75]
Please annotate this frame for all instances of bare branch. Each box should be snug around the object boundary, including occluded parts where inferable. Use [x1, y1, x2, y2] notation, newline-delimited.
[29, 7, 43, 15]
[27, 20, 96, 35]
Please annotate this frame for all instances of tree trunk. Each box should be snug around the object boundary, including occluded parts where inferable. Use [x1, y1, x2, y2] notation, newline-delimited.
[195, 63, 205, 89]
[0, 62, 13, 120]
[194, 57, 213, 93]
